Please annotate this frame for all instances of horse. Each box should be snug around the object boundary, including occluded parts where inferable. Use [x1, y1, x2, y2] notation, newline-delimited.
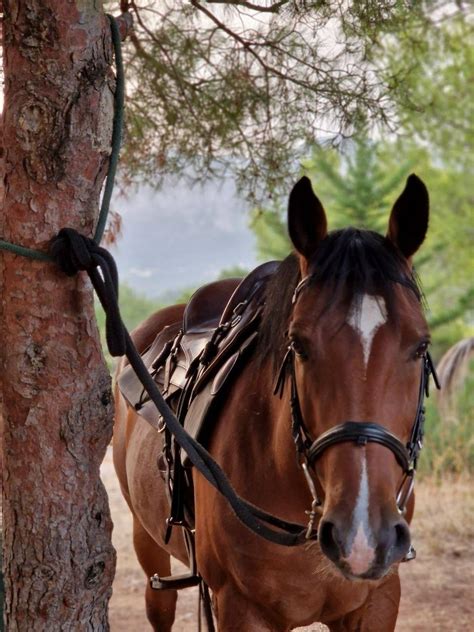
[113, 173, 433, 631]
[435, 337, 474, 422]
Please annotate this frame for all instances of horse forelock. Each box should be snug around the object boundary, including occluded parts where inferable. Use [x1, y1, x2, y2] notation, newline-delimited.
[257, 227, 424, 370]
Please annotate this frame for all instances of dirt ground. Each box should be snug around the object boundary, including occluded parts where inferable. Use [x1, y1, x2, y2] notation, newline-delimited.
[103, 448, 474, 631]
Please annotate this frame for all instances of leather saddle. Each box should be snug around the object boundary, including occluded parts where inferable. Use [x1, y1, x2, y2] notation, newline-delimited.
[117, 260, 278, 592]
[117, 261, 279, 459]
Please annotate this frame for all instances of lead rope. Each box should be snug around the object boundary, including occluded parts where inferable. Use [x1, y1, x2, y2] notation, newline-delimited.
[49, 228, 311, 546]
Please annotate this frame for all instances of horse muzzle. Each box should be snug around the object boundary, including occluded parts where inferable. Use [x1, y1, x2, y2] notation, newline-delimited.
[318, 514, 411, 580]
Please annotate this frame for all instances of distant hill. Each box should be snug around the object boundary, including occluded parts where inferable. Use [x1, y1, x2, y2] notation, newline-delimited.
[109, 179, 258, 298]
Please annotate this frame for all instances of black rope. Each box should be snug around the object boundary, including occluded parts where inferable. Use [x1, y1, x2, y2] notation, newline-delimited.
[50, 229, 310, 546]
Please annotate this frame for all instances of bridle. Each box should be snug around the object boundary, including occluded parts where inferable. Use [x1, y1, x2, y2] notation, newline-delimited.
[274, 276, 440, 539]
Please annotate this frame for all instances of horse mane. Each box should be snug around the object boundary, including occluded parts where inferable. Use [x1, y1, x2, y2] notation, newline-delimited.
[257, 227, 423, 369]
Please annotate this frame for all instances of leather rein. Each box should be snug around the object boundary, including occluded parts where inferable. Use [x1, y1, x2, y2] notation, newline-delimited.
[273, 277, 441, 539]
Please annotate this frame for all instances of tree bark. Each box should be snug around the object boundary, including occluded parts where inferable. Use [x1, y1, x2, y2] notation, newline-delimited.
[1, 1, 117, 629]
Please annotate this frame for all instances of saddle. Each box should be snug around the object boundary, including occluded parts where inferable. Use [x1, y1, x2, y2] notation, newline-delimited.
[117, 260, 279, 462]
[117, 261, 278, 593]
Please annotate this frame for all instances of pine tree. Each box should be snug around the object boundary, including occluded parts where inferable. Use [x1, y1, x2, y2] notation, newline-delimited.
[251, 135, 412, 259]
[302, 138, 413, 232]
[118, 1, 462, 199]
[250, 136, 473, 344]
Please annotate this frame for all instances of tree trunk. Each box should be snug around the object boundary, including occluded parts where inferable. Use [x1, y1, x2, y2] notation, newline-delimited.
[1, 1, 117, 628]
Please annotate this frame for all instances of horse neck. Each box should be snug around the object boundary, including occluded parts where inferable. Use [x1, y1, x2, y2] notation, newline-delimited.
[217, 353, 311, 518]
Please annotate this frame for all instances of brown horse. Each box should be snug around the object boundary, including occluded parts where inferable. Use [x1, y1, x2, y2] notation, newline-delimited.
[113, 174, 432, 631]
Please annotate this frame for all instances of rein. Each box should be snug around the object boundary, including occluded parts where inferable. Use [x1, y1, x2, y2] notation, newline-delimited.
[51, 234, 438, 549]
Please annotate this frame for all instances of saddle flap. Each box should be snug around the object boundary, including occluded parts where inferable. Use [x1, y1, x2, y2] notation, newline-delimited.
[117, 323, 180, 408]
[180, 333, 212, 367]
[181, 330, 259, 465]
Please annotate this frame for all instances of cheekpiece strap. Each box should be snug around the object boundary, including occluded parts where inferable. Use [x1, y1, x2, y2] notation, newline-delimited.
[292, 276, 310, 304]
[273, 346, 293, 398]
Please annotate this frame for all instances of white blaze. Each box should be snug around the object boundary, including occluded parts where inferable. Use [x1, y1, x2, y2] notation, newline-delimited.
[344, 456, 375, 575]
[347, 294, 387, 368]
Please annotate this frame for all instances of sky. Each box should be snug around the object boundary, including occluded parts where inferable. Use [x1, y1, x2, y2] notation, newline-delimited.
[109, 179, 259, 299]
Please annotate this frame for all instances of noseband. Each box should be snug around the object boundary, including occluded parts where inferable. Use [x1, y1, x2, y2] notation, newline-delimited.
[274, 284, 440, 534]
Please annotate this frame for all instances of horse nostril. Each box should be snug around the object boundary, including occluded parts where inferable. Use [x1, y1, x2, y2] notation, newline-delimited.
[382, 520, 411, 566]
[318, 520, 342, 562]
[394, 521, 411, 555]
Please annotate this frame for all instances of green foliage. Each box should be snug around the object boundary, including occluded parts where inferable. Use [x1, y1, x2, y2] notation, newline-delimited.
[380, 14, 474, 352]
[116, 285, 162, 330]
[384, 13, 474, 171]
[419, 365, 474, 479]
[112, 0, 464, 199]
[302, 139, 413, 232]
[251, 205, 292, 261]
[251, 135, 473, 348]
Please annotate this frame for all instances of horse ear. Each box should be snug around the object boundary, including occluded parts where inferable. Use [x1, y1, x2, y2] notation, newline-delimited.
[387, 174, 429, 259]
[288, 176, 327, 265]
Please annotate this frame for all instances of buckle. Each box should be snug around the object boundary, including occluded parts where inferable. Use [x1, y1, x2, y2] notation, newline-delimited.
[402, 544, 417, 562]
[300, 461, 322, 539]
[229, 300, 248, 327]
[396, 470, 415, 514]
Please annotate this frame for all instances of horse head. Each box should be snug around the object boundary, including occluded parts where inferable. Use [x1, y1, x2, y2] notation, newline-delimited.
[284, 174, 430, 580]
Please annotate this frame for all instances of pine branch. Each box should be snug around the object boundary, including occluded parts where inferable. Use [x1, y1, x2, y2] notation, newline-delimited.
[204, 0, 290, 13]
[429, 287, 474, 330]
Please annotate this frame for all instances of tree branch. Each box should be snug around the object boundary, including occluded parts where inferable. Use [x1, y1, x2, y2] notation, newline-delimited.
[204, 0, 290, 13]
[115, 11, 134, 41]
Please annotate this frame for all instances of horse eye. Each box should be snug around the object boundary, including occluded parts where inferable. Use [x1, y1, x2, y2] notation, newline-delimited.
[414, 340, 429, 358]
[290, 337, 308, 360]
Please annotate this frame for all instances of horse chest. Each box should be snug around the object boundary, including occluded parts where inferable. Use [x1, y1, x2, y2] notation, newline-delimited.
[199, 513, 373, 626]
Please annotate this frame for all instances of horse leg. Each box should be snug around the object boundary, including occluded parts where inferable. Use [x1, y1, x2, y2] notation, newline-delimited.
[327, 572, 400, 632]
[133, 516, 177, 632]
[213, 585, 285, 632]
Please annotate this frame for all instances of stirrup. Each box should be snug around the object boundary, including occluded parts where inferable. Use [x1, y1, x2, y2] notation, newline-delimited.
[150, 571, 201, 590]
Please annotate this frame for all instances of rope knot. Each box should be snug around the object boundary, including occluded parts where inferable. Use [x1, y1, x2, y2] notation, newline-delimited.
[50, 227, 126, 357]
[50, 228, 99, 276]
